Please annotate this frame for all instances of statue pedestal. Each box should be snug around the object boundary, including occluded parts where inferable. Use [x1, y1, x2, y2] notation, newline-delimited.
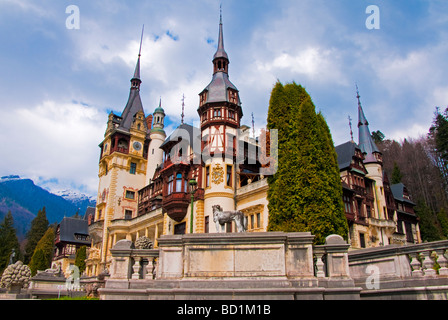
[102, 232, 361, 300]
[8, 284, 22, 294]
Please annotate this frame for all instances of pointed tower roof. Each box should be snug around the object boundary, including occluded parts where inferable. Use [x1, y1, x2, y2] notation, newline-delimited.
[356, 86, 381, 163]
[213, 9, 228, 61]
[119, 27, 147, 132]
[200, 10, 241, 106]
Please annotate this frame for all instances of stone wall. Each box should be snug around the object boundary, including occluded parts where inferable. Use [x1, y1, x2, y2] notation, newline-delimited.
[348, 240, 448, 299]
[100, 233, 361, 300]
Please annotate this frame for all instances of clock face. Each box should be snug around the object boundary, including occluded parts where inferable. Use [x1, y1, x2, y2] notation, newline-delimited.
[133, 142, 142, 151]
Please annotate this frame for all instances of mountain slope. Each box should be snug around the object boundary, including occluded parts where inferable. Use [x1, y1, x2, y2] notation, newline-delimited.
[0, 175, 96, 240]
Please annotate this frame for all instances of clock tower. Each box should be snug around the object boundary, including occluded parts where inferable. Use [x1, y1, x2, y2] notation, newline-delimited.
[94, 40, 150, 267]
[198, 13, 243, 232]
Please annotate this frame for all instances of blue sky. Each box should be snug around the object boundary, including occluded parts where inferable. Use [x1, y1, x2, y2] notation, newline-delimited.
[0, 0, 447, 197]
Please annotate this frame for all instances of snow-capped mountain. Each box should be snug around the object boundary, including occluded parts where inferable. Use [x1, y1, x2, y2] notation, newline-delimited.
[0, 175, 96, 239]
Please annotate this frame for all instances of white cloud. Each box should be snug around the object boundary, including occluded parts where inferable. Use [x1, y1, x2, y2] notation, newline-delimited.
[0, 100, 106, 195]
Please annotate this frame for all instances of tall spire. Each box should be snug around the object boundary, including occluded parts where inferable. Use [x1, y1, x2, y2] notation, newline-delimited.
[213, 6, 229, 73]
[131, 25, 144, 90]
[356, 85, 381, 163]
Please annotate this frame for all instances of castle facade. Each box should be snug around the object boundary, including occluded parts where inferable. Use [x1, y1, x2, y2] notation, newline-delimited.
[85, 16, 420, 277]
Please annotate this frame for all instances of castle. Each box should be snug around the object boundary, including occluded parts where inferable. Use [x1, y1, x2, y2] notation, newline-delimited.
[85, 15, 421, 277]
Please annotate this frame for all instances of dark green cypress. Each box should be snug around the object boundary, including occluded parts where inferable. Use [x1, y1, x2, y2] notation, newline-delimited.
[0, 211, 21, 274]
[24, 207, 49, 264]
[29, 227, 55, 276]
[75, 246, 87, 274]
[267, 81, 348, 244]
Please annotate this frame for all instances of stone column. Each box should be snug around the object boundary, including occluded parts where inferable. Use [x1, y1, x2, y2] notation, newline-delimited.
[435, 249, 448, 276]
[421, 250, 436, 276]
[410, 253, 423, 277]
[323, 235, 351, 278]
[109, 240, 134, 280]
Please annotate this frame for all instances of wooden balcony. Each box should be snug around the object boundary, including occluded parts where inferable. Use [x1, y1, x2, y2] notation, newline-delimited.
[163, 192, 190, 222]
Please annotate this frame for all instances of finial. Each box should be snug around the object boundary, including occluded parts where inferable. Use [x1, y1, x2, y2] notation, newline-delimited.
[139, 25, 145, 58]
[356, 84, 362, 108]
[252, 112, 255, 139]
[348, 115, 354, 142]
[220, 3, 222, 24]
[181, 94, 185, 124]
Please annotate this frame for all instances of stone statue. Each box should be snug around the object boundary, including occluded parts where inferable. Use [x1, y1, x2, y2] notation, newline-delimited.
[135, 236, 153, 249]
[37, 263, 61, 276]
[0, 261, 31, 290]
[212, 205, 247, 233]
[8, 249, 15, 265]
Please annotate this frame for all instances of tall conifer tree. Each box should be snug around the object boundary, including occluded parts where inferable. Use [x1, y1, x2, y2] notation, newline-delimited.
[267, 82, 348, 244]
[29, 227, 55, 276]
[24, 207, 49, 264]
[0, 211, 20, 274]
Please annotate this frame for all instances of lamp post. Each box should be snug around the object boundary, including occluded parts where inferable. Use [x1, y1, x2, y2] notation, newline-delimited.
[189, 179, 197, 234]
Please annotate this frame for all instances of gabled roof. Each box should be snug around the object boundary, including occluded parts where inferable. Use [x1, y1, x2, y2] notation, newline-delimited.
[58, 217, 90, 244]
[391, 183, 416, 205]
[335, 141, 360, 170]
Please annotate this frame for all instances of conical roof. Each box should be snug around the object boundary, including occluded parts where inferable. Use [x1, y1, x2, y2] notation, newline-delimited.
[357, 88, 380, 163]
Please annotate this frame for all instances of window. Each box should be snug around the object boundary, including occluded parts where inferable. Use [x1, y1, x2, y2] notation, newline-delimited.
[226, 165, 232, 187]
[405, 222, 414, 243]
[206, 167, 210, 188]
[366, 205, 371, 218]
[205, 216, 209, 233]
[343, 196, 352, 213]
[213, 109, 222, 118]
[256, 213, 261, 229]
[359, 233, 366, 248]
[125, 190, 135, 200]
[125, 210, 132, 220]
[174, 222, 186, 235]
[130, 162, 137, 174]
[250, 215, 254, 230]
[228, 110, 235, 119]
[176, 173, 183, 192]
[167, 175, 174, 195]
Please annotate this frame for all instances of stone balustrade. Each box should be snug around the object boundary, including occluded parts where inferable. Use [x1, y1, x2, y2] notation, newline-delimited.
[109, 240, 159, 281]
[348, 240, 448, 299]
[102, 234, 448, 300]
[102, 233, 362, 300]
